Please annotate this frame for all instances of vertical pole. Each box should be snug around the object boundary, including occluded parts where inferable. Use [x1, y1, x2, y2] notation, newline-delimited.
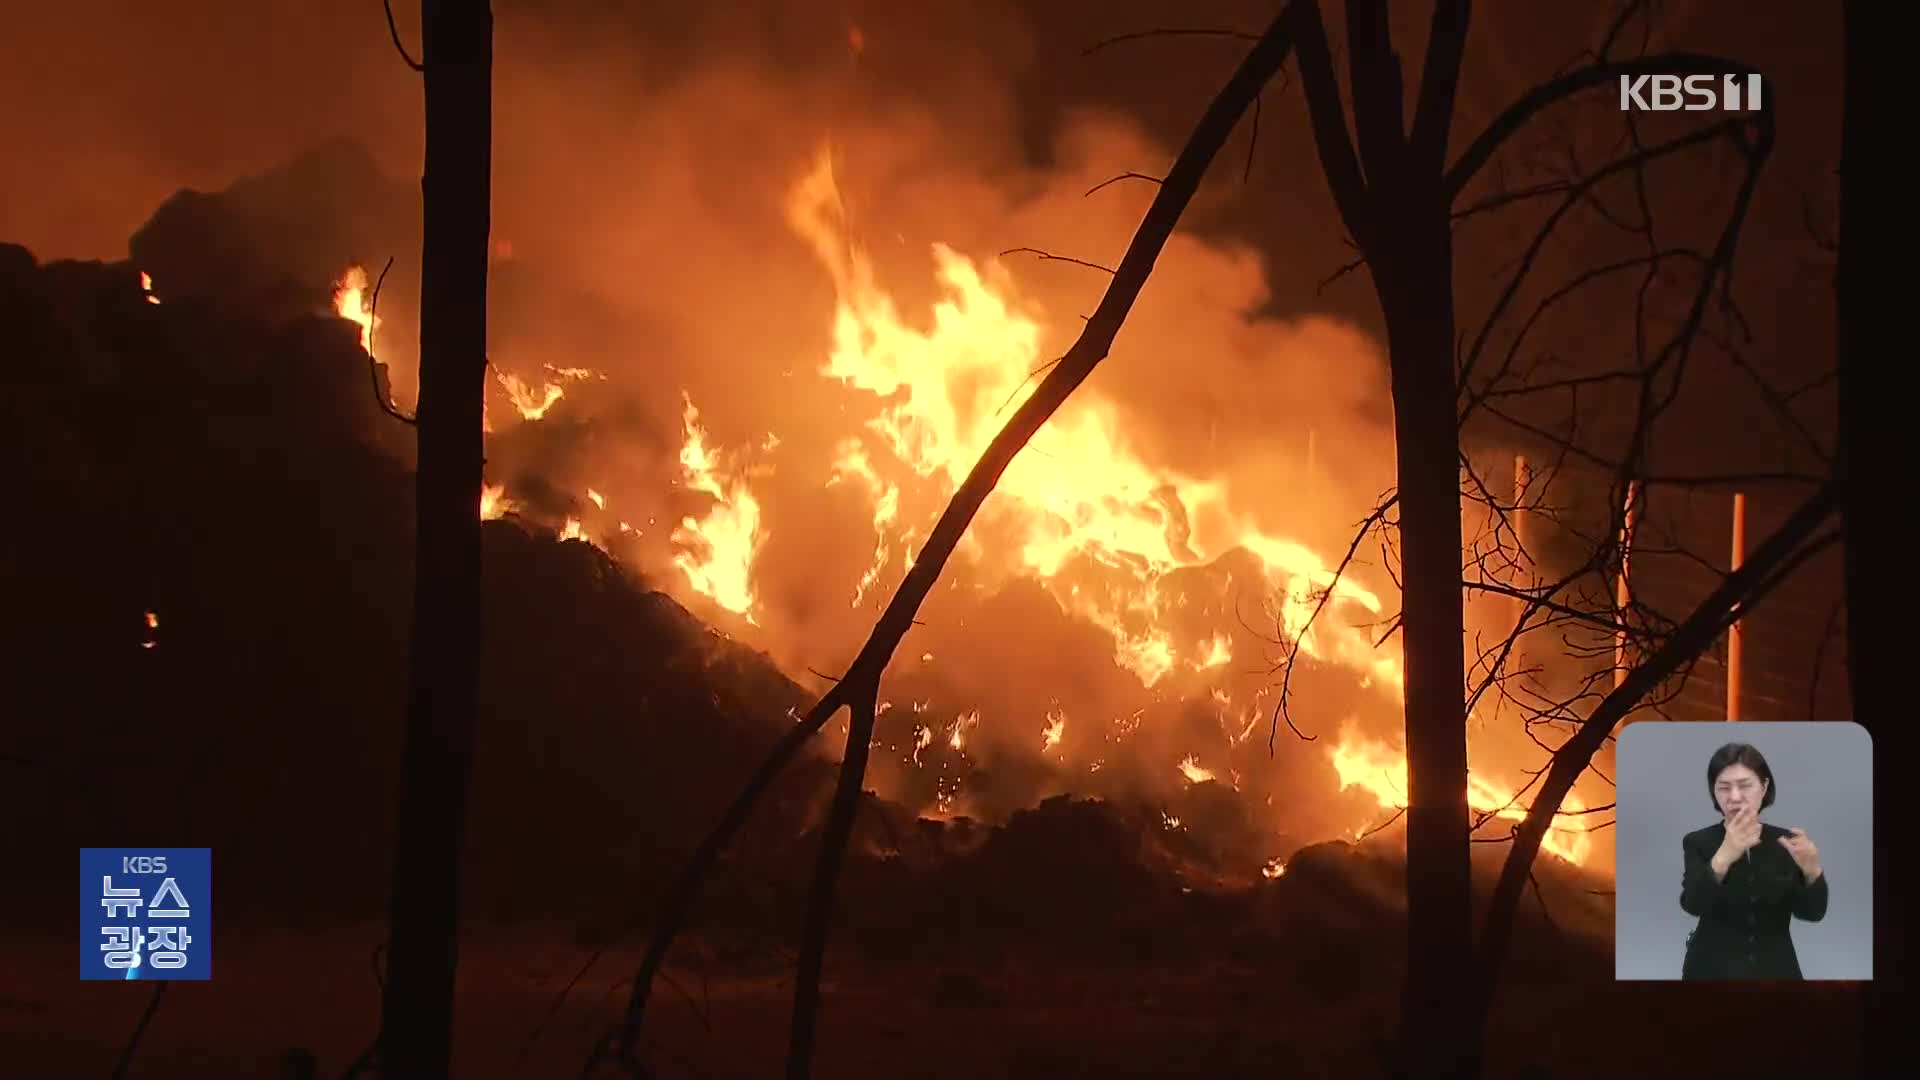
[1727, 491, 1746, 721]
[1613, 480, 1637, 689]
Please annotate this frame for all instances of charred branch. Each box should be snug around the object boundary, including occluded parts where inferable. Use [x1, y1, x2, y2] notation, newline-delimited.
[111, 981, 168, 1080]
[1083, 172, 1165, 198]
[998, 246, 1117, 276]
[366, 255, 416, 425]
[1081, 27, 1262, 58]
[384, 0, 424, 73]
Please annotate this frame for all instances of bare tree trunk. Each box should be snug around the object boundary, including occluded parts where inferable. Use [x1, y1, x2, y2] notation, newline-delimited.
[379, 4, 493, 1078]
[1288, 2, 1476, 1071]
[1836, 0, 1898, 1059]
[1378, 217, 1474, 1080]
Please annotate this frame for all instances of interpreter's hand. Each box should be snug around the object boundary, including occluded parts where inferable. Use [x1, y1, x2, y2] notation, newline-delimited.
[1779, 827, 1822, 882]
[1713, 805, 1763, 872]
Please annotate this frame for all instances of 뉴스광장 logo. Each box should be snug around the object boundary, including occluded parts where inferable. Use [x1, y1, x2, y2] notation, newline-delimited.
[79, 848, 212, 981]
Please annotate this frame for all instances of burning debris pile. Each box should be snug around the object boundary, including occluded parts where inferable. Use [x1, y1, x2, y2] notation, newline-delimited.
[3, 134, 1618, 930]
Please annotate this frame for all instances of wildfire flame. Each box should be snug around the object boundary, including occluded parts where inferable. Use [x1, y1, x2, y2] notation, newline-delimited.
[495, 371, 566, 421]
[656, 151, 1599, 866]
[782, 153, 1402, 692]
[1041, 708, 1067, 751]
[1177, 755, 1216, 784]
[332, 266, 378, 352]
[138, 271, 160, 304]
[335, 153, 1600, 870]
[480, 483, 516, 521]
[671, 397, 763, 622]
[1330, 728, 1594, 864]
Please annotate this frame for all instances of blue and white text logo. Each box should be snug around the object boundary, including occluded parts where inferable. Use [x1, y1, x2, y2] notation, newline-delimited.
[79, 848, 212, 981]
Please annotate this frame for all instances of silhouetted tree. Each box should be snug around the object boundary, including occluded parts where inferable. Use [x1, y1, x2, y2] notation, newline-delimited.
[1836, 0, 1898, 1060]
[377, 3, 493, 1079]
[1278, 2, 1837, 1074]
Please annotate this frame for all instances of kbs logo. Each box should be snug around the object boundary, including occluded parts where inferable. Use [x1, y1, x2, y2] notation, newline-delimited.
[79, 848, 213, 981]
[1619, 74, 1763, 112]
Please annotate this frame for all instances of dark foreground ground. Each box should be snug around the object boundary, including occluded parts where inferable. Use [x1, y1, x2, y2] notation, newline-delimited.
[2, 918, 1866, 1079]
[1, 834, 1868, 1080]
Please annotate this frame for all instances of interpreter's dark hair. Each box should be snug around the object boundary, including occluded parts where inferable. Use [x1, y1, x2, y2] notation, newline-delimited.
[1706, 742, 1775, 812]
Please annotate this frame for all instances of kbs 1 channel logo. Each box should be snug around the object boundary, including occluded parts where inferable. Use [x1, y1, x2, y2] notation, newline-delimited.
[1619, 73, 1764, 112]
[79, 848, 212, 981]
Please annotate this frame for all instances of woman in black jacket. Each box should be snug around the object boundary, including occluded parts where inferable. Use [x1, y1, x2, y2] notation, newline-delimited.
[1679, 742, 1829, 980]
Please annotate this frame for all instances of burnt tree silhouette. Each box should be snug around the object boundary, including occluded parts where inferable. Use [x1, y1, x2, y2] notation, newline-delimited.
[377, 3, 493, 1079]
[583, 10, 1304, 1080]
[1281, 4, 1477, 1071]
[1277, 1, 1836, 1074]
[1837, 0, 1898, 1058]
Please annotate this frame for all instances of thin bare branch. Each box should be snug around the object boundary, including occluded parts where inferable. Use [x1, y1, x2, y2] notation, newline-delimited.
[1084, 172, 1165, 198]
[1082, 27, 1260, 58]
[1268, 493, 1399, 752]
[384, 0, 425, 72]
[366, 255, 417, 425]
[112, 982, 168, 1080]
[999, 247, 1116, 276]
